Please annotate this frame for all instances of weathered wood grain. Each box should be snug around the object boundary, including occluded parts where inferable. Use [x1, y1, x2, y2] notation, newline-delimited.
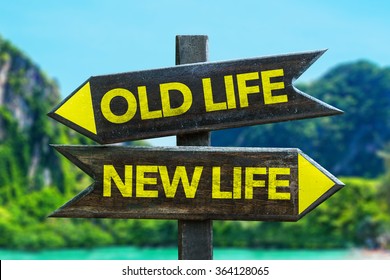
[49, 145, 344, 221]
[48, 49, 342, 144]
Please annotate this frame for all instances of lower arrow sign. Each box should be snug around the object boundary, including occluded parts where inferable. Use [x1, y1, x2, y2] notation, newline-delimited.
[50, 146, 344, 221]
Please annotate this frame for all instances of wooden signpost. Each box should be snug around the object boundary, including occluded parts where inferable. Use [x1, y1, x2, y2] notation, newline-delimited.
[48, 35, 344, 260]
[175, 36, 212, 260]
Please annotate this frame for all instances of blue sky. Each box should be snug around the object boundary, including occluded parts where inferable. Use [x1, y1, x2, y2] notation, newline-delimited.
[1, 0, 390, 145]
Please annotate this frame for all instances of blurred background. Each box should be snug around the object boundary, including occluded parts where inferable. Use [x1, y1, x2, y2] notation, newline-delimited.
[1, 0, 390, 259]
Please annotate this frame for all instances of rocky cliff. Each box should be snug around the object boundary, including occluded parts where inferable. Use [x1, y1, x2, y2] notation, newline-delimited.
[0, 36, 86, 203]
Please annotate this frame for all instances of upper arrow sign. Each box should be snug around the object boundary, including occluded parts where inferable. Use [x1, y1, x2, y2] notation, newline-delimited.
[49, 145, 344, 221]
[49, 50, 342, 144]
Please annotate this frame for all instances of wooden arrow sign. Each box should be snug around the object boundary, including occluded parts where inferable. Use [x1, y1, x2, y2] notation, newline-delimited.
[49, 145, 344, 221]
[48, 50, 342, 144]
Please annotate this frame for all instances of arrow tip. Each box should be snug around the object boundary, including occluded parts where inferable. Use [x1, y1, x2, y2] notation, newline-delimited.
[298, 153, 344, 215]
[48, 184, 96, 218]
[50, 82, 97, 135]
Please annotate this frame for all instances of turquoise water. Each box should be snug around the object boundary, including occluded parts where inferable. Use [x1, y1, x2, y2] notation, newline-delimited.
[0, 247, 355, 260]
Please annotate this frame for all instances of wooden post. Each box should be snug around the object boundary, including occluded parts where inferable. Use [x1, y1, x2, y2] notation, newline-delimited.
[176, 35, 213, 260]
